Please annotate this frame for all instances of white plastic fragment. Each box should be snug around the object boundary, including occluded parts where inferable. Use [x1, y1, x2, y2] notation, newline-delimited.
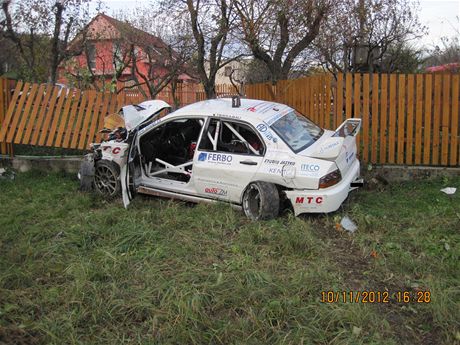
[340, 216, 358, 233]
[440, 187, 456, 195]
[0, 168, 15, 180]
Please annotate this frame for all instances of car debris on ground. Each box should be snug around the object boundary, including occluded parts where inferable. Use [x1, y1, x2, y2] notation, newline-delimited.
[340, 216, 358, 233]
[0, 167, 15, 180]
[440, 187, 456, 195]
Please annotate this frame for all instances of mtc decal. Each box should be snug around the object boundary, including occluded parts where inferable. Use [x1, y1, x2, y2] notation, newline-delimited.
[198, 152, 233, 164]
[205, 187, 228, 196]
[295, 196, 323, 204]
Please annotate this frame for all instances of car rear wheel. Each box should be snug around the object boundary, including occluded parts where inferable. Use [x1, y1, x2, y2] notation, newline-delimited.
[242, 182, 279, 220]
[94, 160, 120, 199]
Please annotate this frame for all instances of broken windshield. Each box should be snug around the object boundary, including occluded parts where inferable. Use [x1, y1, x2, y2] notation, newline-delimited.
[270, 111, 323, 152]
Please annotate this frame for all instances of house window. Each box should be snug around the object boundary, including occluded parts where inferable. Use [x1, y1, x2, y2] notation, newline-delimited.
[87, 43, 96, 70]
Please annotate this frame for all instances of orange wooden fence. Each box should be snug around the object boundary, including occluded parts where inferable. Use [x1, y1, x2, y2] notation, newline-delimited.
[0, 80, 241, 153]
[0, 78, 14, 155]
[1, 75, 459, 167]
[246, 73, 460, 167]
[0, 81, 121, 151]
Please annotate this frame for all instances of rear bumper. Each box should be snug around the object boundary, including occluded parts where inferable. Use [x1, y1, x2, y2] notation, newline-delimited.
[286, 160, 361, 215]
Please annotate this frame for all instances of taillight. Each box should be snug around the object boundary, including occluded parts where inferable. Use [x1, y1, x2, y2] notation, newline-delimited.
[319, 169, 342, 189]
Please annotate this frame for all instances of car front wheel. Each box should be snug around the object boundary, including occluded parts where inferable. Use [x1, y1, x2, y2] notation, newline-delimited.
[94, 160, 121, 199]
[242, 182, 279, 220]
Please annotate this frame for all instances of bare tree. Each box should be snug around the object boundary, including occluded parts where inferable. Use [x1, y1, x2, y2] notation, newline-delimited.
[0, 0, 90, 83]
[314, 0, 426, 73]
[157, 0, 245, 99]
[235, 0, 331, 84]
[112, 5, 196, 100]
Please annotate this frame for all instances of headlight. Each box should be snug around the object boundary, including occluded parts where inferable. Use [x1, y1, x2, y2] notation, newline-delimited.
[319, 169, 342, 189]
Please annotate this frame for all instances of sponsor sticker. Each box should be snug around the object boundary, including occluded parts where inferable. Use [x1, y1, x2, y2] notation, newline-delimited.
[198, 152, 233, 165]
[295, 196, 324, 204]
[264, 159, 295, 166]
[205, 187, 228, 196]
[212, 113, 241, 120]
[197, 177, 239, 188]
[256, 123, 278, 143]
[320, 141, 340, 154]
[301, 164, 320, 172]
[298, 163, 321, 177]
[268, 167, 283, 175]
[345, 151, 355, 164]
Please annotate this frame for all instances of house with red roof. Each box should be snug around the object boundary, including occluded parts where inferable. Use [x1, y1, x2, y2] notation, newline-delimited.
[58, 13, 196, 93]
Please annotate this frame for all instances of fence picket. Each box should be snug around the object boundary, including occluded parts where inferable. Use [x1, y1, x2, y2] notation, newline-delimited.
[30, 85, 54, 145]
[38, 87, 60, 146]
[432, 74, 442, 164]
[441, 75, 451, 165]
[13, 84, 39, 144]
[371, 74, 379, 164]
[451, 75, 459, 165]
[406, 75, 415, 165]
[423, 75, 433, 165]
[62, 90, 82, 148]
[388, 74, 397, 164]
[362, 74, 370, 162]
[397, 75, 406, 164]
[379, 75, 388, 163]
[3, 82, 29, 143]
[54, 89, 76, 147]
[78, 91, 97, 149]
[415, 75, 424, 164]
[45, 89, 67, 146]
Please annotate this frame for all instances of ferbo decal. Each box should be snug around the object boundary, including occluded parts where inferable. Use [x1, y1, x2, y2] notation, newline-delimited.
[198, 152, 233, 165]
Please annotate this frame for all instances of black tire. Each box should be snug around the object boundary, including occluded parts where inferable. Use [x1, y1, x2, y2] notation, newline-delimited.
[242, 182, 280, 220]
[94, 160, 121, 199]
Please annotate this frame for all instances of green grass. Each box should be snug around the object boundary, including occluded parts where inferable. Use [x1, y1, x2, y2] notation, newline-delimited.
[0, 172, 459, 344]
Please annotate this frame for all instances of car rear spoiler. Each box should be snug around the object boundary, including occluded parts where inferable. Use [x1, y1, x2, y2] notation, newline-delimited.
[332, 118, 362, 137]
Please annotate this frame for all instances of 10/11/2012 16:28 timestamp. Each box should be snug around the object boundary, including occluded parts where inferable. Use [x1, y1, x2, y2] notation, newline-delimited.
[320, 291, 431, 304]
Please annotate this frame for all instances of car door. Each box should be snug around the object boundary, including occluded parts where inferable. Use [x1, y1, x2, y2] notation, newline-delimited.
[193, 118, 266, 203]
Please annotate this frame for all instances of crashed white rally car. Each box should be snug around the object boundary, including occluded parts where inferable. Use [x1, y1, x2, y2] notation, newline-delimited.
[81, 97, 363, 220]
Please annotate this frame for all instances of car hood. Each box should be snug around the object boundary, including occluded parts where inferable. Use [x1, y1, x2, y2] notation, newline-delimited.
[122, 100, 171, 131]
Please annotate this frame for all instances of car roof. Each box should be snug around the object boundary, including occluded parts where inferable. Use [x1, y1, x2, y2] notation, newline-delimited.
[169, 98, 293, 124]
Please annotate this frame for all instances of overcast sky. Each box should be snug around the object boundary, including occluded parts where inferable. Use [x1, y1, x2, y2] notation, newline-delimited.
[95, 0, 460, 48]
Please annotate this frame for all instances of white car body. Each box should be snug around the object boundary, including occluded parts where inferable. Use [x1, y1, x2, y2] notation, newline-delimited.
[92, 98, 362, 217]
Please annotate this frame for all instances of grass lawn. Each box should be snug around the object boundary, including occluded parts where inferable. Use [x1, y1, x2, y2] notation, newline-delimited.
[0, 171, 459, 344]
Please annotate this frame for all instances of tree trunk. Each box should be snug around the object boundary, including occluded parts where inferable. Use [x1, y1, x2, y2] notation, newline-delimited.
[204, 81, 217, 99]
[50, 3, 64, 84]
